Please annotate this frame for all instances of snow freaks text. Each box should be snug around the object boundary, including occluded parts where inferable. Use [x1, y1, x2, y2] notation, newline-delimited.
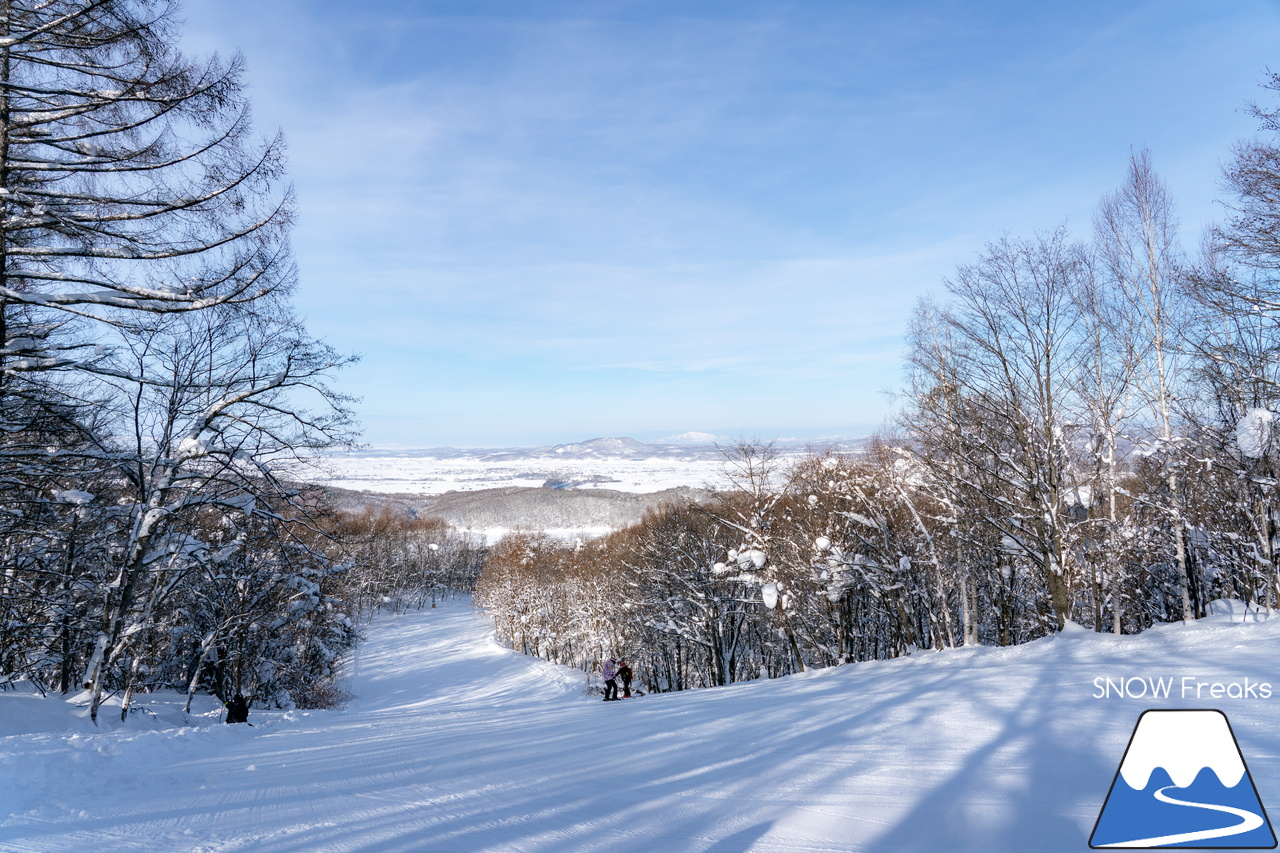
[1092, 677, 1274, 700]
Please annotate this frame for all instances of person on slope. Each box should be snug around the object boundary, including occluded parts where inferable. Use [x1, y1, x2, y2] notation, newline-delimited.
[602, 657, 620, 701]
[618, 659, 634, 698]
[224, 692, 249, 724]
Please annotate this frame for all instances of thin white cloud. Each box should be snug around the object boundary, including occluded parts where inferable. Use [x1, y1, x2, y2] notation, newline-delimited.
[178, 0, 1280, 445]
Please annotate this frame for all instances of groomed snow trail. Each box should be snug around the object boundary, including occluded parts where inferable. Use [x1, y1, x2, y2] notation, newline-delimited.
[3, 602, 1279, 852]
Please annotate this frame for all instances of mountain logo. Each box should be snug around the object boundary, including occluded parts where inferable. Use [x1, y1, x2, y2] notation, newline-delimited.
[1091, 709, 1276, 849]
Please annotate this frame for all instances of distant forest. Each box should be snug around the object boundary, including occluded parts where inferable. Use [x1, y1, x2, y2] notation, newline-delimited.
[475, 74, 1280, 694]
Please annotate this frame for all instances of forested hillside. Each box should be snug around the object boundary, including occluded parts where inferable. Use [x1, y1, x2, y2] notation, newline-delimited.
[326, 483, 714, 536]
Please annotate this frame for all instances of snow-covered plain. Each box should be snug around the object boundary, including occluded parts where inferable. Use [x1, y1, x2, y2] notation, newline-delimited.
[3, 600, 1279, 852]
[305, 436, 865, 497]
[311, 449, 734, 495]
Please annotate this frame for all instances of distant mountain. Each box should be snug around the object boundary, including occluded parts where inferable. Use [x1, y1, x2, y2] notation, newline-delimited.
[548, 437, 658, 458]
[477, 436, 726, 463]
[508, 435, 871, 460]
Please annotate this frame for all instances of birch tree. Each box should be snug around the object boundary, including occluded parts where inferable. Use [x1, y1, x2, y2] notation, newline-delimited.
[622, 502, 750, 688]
[1072, 251, 1142, 632]
[708, 440, 807, 674]
[1094, 150, 1198, 620]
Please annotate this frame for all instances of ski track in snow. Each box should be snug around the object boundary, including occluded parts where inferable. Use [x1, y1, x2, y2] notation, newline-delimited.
[2, 604, 1280, 852]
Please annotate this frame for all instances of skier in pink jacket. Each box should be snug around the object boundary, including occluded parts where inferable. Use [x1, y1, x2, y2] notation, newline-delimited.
[602, 657, 620, 701]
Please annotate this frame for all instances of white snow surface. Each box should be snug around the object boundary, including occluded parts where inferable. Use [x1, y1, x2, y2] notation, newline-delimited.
[301, 436, 866, 497]
[310, 450, 732, 495]
[3, 601, 1280, 852]
[50, 490, 94, 505]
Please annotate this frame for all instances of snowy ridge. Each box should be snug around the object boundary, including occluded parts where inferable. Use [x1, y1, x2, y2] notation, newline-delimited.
[1118, 710, 1246, 790]
[549, 436, 656, 457]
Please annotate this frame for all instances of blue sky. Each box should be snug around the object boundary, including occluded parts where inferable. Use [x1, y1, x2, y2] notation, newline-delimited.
[181, 0, 1280, 447]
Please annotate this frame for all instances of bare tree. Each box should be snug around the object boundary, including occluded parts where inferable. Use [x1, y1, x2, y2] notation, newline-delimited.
[1071, 250, 1143, 632]
[1213, 72, 1280, 275]
[1184, 74, 1280, 610]
[904, 230, 1089, 630]
[708, 440, 807, 674]
[77, 297, 354, 721]
[1094, 149, 1197, 620]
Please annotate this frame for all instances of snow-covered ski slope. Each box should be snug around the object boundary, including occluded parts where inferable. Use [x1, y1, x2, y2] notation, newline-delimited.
[3, 601, 1279, 852]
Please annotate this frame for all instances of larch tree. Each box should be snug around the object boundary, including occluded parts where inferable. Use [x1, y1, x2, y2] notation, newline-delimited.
[0, 0, 298, 481]
[0, 1, 358, 721]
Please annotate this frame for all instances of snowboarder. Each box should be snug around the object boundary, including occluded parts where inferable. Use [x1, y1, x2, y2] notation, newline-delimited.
[224, 693, 249, 724]
[602, 657, 619, 701]
[618, 659, 634, 698]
